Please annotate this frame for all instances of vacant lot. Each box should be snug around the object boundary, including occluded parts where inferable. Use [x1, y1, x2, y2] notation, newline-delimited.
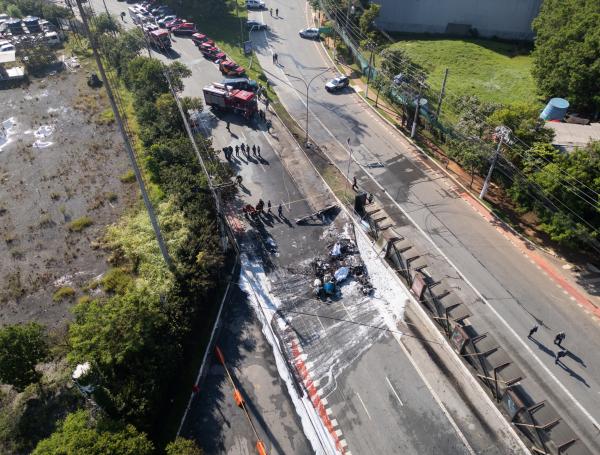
[0, 69, 136, 329]
[387, 38, 538, 105]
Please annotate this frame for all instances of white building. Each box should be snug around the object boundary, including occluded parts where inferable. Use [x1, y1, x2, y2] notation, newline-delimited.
[373, 0, 543, 40]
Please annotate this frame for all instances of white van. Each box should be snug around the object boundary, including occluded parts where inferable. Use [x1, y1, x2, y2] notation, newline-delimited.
[246, 0, 265, 9]
[128, 6, 142, 24]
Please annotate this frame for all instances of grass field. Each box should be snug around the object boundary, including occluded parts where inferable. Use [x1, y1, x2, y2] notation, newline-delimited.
[385, 38, 538, 106]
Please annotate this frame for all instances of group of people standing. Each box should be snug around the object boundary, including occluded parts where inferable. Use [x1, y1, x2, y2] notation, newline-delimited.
[222, 143, 262, 161]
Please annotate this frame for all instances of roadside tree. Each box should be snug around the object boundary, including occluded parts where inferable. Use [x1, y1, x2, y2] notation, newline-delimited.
[0, 322, 48, 390]
[532, 0, 600, 114]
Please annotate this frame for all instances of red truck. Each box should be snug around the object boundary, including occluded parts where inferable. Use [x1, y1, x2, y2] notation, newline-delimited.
[146, 28, 171, 50]
[203, 83, 258, 120]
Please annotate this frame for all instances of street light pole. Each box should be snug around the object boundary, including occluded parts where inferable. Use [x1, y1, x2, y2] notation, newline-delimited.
[286, 68, 331, 146]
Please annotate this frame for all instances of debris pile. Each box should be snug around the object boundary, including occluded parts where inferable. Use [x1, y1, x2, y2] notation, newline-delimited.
[311, 238, 373, 298]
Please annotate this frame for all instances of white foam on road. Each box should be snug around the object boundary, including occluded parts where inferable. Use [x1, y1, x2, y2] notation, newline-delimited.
[353, 223, 408, 330]
[239, 253, 340, 455]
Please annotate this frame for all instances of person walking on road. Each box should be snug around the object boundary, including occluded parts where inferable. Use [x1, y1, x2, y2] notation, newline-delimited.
[554, 332, 566, 347]
[236, 175, 243, 185]
[246, 144, 250, 157]
[555, 350, 567, 365]
[252, 144, 257, 156]
[269, 7, 272, 16]
[241, 143, 245, 154]
[257, 145, 261, 157]
[226, 120, 231, 131]
[275, 8, 278, 17]
[528, 325, 538, 339]
[272, 53, 277, 64]
[352, 175, 358, 191]
[278, 203, 283, 218]
[235, 144, 240, 157]
[267, 200, 272, 214]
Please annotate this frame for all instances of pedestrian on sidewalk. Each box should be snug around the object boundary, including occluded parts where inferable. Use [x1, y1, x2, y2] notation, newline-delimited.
[226, 120, 231, 131]
[278, 203, 283, 218]
[269, 7, 272, 16]
[246, 144, 250, 157]
[257, 199, 265, 213]
[527, 325, 538, 339]
[257, 145, 261, 157]
[241, 143, 245, 153]
[252, 145, 257, 156]
[352, 175, 358, 191]
[275, 8, 278, 17]
[267, 200, 272, 214]
[554, 332, 565, 347]
[555, 350, 567, 365]
[272, 53, 276, 64]
[235, 144, 240, 157]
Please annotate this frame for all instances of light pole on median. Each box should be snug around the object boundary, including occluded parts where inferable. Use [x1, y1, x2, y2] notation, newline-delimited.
[285, 67, 331, 146]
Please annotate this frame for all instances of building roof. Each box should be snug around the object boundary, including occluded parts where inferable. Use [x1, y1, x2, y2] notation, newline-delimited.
[546, 122, 600, 152]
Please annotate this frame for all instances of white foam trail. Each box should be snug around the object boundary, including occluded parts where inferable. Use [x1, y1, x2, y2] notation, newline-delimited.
[239, 254, 340, 455]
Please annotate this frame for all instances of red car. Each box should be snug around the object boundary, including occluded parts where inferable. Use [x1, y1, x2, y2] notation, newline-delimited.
[165, 18, 185, 29]
[219, 59, 245, 77]
[199, 43, 226, 61]
[172, 22, 196, 35]
[192, 33, 214, 46]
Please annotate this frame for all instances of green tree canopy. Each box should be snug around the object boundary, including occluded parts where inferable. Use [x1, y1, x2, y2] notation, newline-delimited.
[0, 322, 48, 390]
[124, 57, 191, 102]
[532, 0, 600, 114]
[68, 292, 180, 427]
[32, 410, 153, 455]
[165, 437, 204, 455]
[358, 3, 380, 36]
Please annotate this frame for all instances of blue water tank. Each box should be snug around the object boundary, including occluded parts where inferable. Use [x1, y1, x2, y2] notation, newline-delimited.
[540, 98, 569, 121]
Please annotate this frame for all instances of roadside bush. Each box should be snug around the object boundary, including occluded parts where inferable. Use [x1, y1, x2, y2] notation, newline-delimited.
[166, 437, 203, 455]
[33, 410, 154, 455]
[18, 43, 58, 75]
[120, 170, 136, 183]
[100, 268, 132, 294]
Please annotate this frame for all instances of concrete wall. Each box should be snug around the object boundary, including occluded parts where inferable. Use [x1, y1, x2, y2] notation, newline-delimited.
[373, 0, 543, 40]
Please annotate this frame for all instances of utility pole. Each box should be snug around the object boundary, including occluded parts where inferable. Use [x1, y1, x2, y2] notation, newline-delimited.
[236, 0, 243, 50]
[410, 82, 422, 138]
[74, 0, 174, 270]
[479, 126, 511, 199]
[435, 68, 448, 120]
[364, 42, 375, 99]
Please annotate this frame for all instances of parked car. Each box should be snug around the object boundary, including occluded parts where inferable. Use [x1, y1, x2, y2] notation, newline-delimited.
[172, 22, 196, 35]
[219, 59, 246, 77]
[222, 77, 259, 92]
[246, 19, 267, 31]
[150, 5, 171, 14]
[325, 76, 349, 92]
[157, 15, 176, 27]
[165, 17, 185, 29]
[299, 27, 319, 39]
[246, 0, 265, 9]
[0, 42, 15, 52]
[199, 43, 226, 61]
[192, 33, 214, 46]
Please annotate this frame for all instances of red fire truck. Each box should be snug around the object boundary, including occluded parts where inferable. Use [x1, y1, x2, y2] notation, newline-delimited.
[202, 83, 258, 120]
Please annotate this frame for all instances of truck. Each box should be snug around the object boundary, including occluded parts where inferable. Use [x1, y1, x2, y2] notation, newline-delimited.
[145, 28, 171, 50]
[202, 83, 258, 120]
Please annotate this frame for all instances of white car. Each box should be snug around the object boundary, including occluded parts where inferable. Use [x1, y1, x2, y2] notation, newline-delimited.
[325, 76, 349, 92]
[299, 27, 319, 39]
[0, 42, 15, 52]
[246, 0, 265, 9]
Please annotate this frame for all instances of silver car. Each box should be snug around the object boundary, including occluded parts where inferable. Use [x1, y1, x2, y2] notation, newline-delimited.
[299, 27, 319, 39]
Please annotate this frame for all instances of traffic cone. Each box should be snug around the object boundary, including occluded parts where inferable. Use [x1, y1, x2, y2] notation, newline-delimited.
[215, 345, 225, 365]
[256, 440, 268, 455]
[233, 388, 244, 407]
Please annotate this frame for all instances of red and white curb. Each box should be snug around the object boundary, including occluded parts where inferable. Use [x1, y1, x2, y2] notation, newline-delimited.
[286, 332, 351, 455]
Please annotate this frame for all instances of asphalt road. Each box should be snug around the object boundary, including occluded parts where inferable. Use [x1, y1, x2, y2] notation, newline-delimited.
[248, 0, 600, 451]
[88, 2, 542, 453]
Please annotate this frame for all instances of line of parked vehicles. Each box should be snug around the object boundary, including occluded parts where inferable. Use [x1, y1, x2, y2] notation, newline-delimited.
[127, 1, 264, 119]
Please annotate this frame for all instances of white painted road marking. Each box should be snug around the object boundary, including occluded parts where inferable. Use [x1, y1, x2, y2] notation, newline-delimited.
[356, 392, 372, 420]
[385, 376, 404, 407]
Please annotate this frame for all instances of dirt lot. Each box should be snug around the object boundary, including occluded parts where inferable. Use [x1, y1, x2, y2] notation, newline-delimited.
[0, 68, 136, 329]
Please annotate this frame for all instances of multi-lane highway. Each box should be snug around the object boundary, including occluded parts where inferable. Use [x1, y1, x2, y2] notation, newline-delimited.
[246, 0, 600, 452]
